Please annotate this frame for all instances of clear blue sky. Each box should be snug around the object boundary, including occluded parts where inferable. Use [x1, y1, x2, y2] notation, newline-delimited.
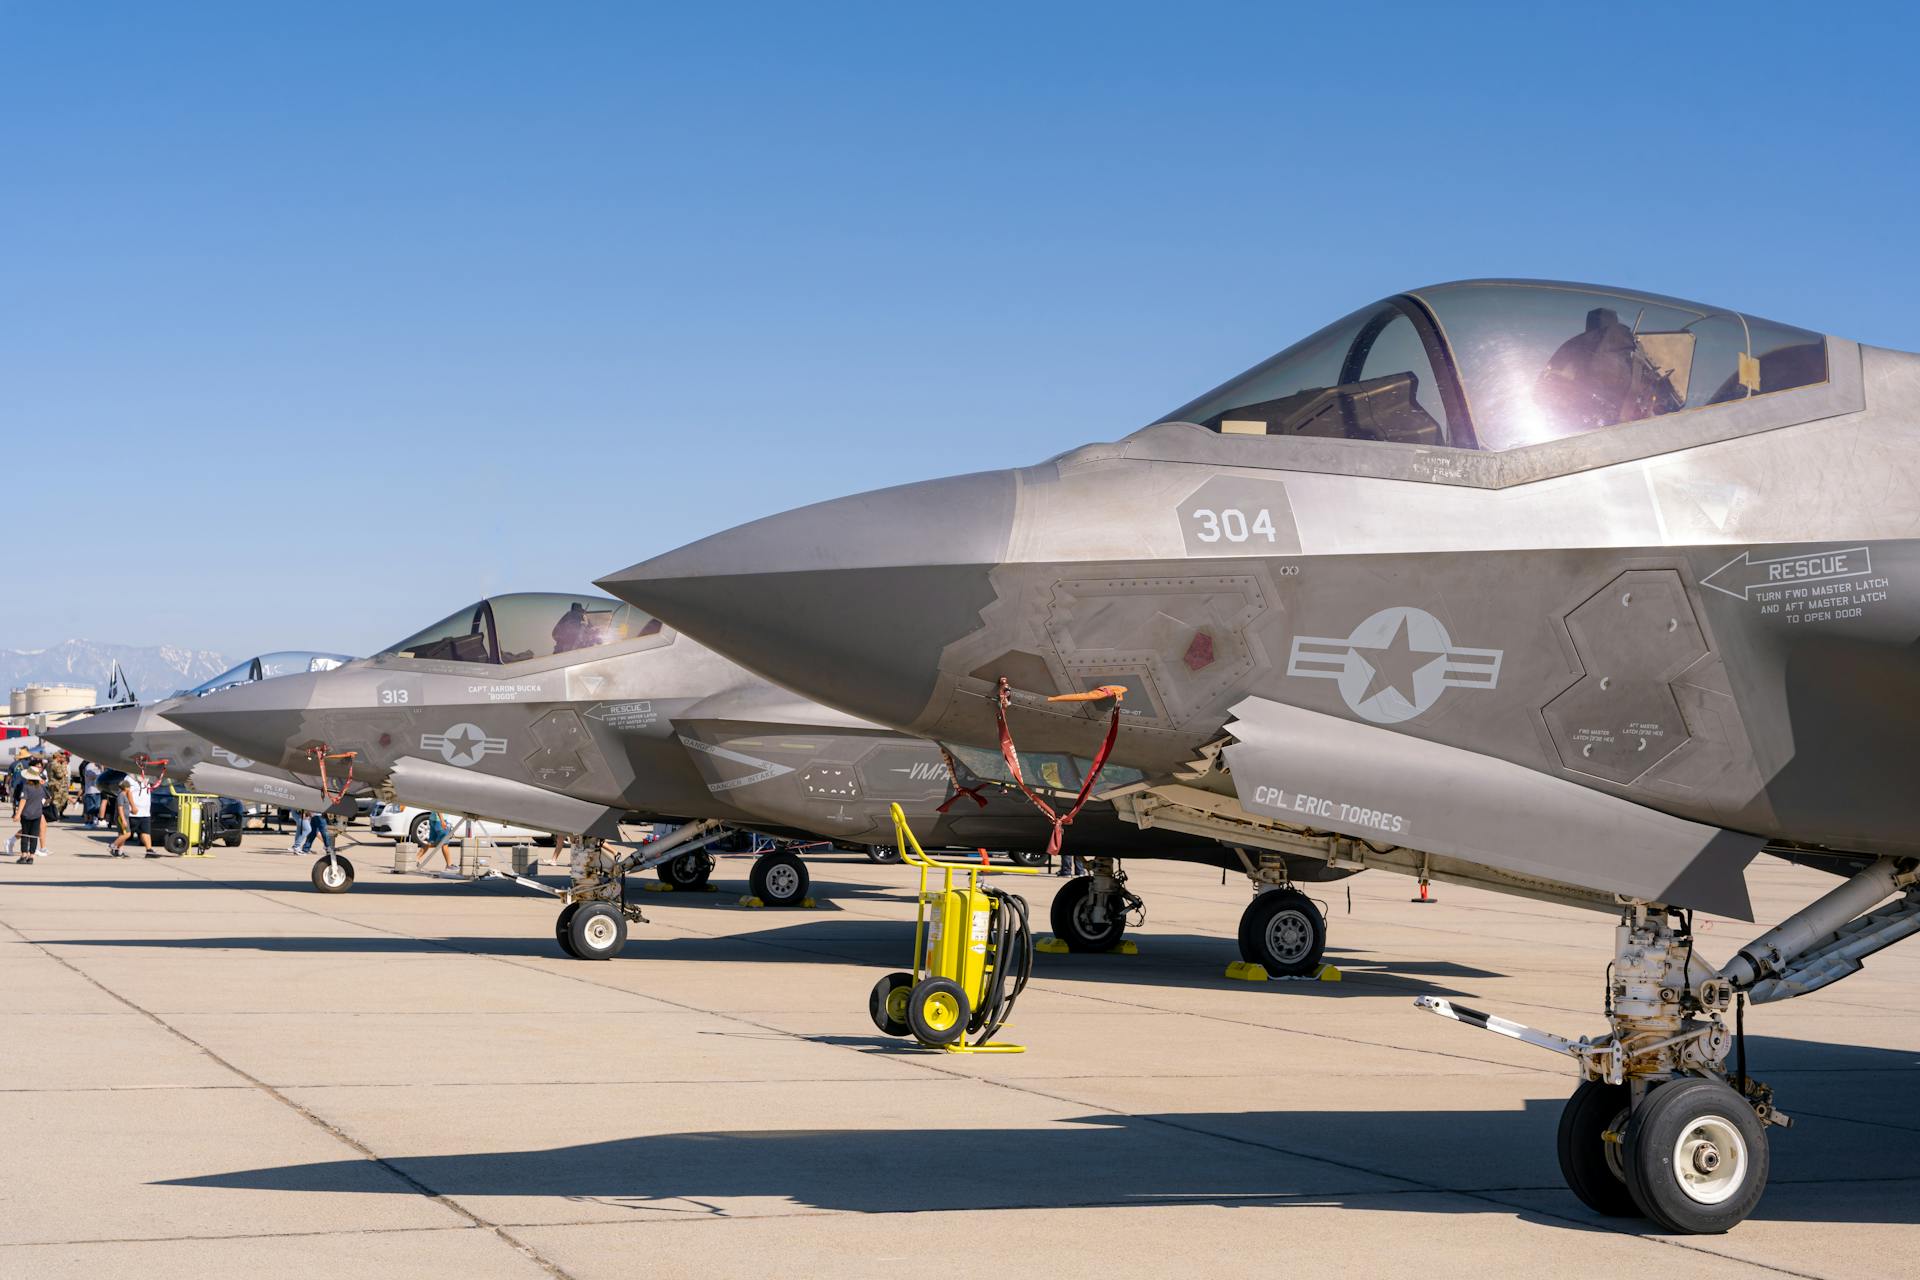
[4, 2, 1915, 658]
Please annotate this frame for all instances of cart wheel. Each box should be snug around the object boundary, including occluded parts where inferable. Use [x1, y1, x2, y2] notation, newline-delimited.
[555, 903, 581, 958]
[868, 971, 915, 1036]
[749, 850, 810, 906]
[222, 834, 242, 848]
[164, 831, 190, 855]
[907, 976, 969, 1047]
[567, 902, 626, 960]
[311, 855, 355, 894]
[657, 851, 714, 890]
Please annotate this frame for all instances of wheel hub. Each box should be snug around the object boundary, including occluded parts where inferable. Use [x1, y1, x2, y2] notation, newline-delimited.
[766, 865, 799, 898]
[1266, 910, 1312, 964]
[1674, 1115, 1747, 1205]
[584, 916, 617, 948]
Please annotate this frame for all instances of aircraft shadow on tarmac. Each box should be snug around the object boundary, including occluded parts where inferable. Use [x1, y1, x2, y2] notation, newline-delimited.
[34, 914, 1502, 1000]
[160, 1036, 1919, 1229]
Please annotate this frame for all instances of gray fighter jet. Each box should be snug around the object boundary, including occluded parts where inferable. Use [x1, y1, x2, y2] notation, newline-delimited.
[601, 279, 1920, 1232]
[167, 591, 1215, 946]
[44, 651, 359, 821]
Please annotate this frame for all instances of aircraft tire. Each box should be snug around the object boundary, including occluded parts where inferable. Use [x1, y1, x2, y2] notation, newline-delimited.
[657, 851, 714, 890]
[750, 850, 810, 906]
[868, 971, 915, 1036]
[1049, 875, 1128, 952]
[311, 855, 355, 894]
[567, 902, 627, 961]
[906, 976, 969, 1047]
[1624, 1077, 1769, 1234]
[1556, 1080, 1638, 1217]
[555, 903, 581, 957]
[1007, 850, 1047, 868]
[1236, 889, 1324, 977]
[862, 844, 902, 864]
[222, 834, 243, 848]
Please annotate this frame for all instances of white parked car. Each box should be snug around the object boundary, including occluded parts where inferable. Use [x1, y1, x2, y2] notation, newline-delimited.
[368, 801, 555, 847]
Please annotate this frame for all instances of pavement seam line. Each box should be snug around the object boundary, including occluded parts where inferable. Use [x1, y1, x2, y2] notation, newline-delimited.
[0, 912, 581, 1280]
[160, 861, 1845, 1279]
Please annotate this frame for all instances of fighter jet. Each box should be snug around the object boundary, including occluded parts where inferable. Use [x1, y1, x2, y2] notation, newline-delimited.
[168, 590, 1220, 946]
[601, 278, 1920, 1232]
[44, 651, 359, 818]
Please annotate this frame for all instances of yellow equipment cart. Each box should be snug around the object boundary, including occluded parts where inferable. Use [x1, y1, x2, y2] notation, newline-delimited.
[868, 803, 1041, 1053]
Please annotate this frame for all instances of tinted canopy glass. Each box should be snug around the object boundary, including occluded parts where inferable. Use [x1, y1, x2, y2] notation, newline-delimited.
[183, 651, 352, 697]
[377, 593, 661, 665]
[1166, 280, 1827, 453]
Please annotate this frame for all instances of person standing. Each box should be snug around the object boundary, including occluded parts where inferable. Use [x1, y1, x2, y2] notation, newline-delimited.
[108, 773, 156, 858]
[81, 760, 103, 827]
[288, 809, 312, 853]
[298, 808, 337, 857]
[46, 752, 71, 824]
[413, 810, 455, 870]
[10, 765, 48, 863]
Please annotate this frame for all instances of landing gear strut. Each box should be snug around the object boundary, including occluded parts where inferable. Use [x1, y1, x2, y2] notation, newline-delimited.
[1049, 858, 1141, 951]
[1423, 855, 1920, 1233]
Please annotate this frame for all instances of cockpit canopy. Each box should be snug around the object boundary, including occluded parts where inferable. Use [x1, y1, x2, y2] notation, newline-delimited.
[183, 651, 352, 697]
[1166, 280, 1829, 452]
[377, 592, 662, 665]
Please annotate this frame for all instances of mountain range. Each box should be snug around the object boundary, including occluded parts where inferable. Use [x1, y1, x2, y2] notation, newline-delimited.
[1, 640, 230, 702]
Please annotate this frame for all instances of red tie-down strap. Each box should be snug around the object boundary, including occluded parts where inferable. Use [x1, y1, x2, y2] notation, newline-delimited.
[934, 744, 990, 814]
[994, 676, 1127, 858]
[305, 746, 358, 805]
[132, 754, 171, 788]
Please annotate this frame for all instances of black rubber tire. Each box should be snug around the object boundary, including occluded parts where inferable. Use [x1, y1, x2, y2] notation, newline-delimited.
[164, 831, 190, 854]
[222, 834, 242, 848]
[1624, 1077, 1769, 1234]
[407, 813, 434, 847]
[1237, 888, 1326, 977]
[311, 854, 355, 894]
[868, 971, 915, 1037]
[567, 902, 627, 961]
[1049, 875, 1128, 952]
[906, 976, 969, 1047]
[1557, 1080, 1638, 1217]
[656, 851, 714, 890]
[1007, 850, 1047, 868]
[555, 903, 581, 958]
[749, 850, 810, 906]
[863, 844, 902, 864]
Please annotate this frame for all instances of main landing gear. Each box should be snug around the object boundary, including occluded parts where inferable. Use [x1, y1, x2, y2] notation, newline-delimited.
[1423, 856, 1920, 1233]
[1048, 858, 1142, 951]
[1232, 852, 1328, 978]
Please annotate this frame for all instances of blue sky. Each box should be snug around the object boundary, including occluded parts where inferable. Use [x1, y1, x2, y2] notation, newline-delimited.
[3, 2, 1915, 657]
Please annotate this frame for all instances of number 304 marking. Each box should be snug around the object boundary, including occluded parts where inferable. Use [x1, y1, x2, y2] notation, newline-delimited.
[1191, 507, 1277, 544]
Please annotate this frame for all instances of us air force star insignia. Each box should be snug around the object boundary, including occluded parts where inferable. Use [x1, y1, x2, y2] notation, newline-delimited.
[211, 747, 255, 769]
[1286, 606, 1503, 724]
[420, 723, 509, 768]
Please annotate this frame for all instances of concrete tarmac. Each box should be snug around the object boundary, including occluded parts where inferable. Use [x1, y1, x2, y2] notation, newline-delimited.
[1, 818, 1914, 1278]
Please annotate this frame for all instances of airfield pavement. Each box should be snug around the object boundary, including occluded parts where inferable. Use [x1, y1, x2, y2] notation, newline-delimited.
[0, 818, 1914, 1280]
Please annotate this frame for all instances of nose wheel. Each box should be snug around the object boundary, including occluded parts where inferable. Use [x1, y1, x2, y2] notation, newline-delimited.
[1049, 874, 1131, 951]
[311, 854, 355, 894]
[1623, 1077, 1770, 1233]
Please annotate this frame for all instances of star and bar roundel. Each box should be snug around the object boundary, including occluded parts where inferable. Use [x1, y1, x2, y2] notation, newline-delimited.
[1285, 606, 1503, 724]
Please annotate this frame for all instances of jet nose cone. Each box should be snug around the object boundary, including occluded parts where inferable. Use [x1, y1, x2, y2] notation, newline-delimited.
[42, 706, 142, 770]
[166, 673, 324, 769]
[598, 469, 1017, 730]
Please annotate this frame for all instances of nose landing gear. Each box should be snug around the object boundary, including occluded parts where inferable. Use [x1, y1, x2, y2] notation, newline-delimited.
[1046, 858, 1142, 952]
[1423, 856, 1920, 1233]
